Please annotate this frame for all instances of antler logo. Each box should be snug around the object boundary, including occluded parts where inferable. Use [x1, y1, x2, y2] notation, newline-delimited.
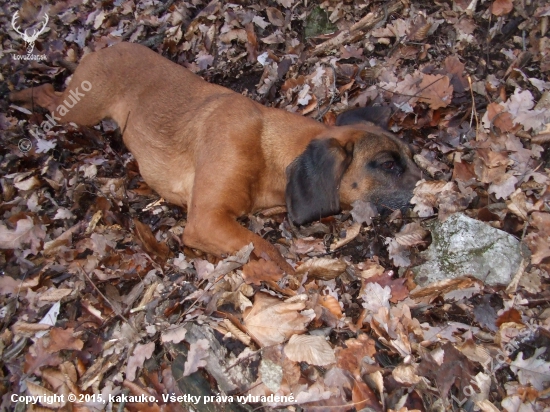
[11, 11, 49, 54]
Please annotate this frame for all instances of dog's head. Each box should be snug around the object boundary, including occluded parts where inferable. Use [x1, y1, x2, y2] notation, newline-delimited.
[286, 107, 421, 225]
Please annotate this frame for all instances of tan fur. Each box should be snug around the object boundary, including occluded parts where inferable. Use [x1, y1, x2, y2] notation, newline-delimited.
[10, 42, 420, 273]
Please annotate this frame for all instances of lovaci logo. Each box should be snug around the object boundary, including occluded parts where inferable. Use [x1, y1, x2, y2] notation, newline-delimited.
[11, 11, 48, 59]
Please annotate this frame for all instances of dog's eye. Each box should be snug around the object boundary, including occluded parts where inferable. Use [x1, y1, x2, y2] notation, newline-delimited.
[381, 161, 396, 170]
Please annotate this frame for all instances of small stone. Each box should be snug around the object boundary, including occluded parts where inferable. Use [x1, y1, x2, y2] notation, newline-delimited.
[304, 6, 337, 39]
[413, 213, 522, 286]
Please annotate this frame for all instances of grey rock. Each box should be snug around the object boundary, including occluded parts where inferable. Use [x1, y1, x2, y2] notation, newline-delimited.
[413, 213, 522, 286]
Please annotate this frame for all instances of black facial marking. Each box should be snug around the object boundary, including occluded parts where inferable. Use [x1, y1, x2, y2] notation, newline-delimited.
[286, 138, 353, 225]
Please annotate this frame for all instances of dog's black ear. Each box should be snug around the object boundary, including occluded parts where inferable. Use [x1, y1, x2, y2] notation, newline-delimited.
[336, 106, 391, 129]
[286, 138, 353, 225]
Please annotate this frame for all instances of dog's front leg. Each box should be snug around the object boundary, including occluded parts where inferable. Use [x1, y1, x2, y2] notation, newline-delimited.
[183, 210, 294, 274]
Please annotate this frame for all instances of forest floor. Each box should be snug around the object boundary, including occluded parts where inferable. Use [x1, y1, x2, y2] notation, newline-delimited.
[1, 0, 550, 411]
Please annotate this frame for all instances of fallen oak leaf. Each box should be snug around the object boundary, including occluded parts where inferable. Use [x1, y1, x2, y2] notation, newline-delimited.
[417, 342, 476, 399]
[496, 308, 523, 327]
[510, 347, 550, 390]
[488, 173, 518, 200]
[362, 272, 410, 303]
[417, 74, 453, 110]
[183, 339, 210, 376]
[161, 325, 187, 344]
[385, 238, 411, 267]
[243, 293, 313, 347]
[0, 216, 46, 253]
[126, 341, 155, 381]
[47, 328, 84, 353]
[361, 282, 391, 313]
[24, 337, 63, 375]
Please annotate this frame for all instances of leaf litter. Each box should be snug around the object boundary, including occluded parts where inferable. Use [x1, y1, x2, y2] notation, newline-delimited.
[1, 0, 550, 411]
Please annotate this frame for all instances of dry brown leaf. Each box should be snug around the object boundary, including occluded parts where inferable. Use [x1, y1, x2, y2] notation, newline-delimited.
[506, 188, 531, 220]
[524, 232, 550, 264]
[418, 74, 453, 110]
[26, 380, 66, 408]
[518, 268, 543, 294]
[386, 238, 411, 267]
[133, 218, 170, 262]
[0, 275, 22, 295]
[24, 338, 63, 376]
[42, 362, 79, 393]
[488, 173, 518, 199]
[410, 277, 479, 299]
[266, 7, 285, 26]
[457, 339, 492, 365]
[126, 341, 155, 381]
[290, 236, 326, 254]
[12, 322, 51, 337]
[295, 257, 347, 280]
[352, 380, 381, 411]
[243, 293, 313, 346]
[361, 282, 392, 313]
[336, 335, 376, 377]
[14, 175, 40, 191]
[496, 308, 523, 327]
[330, 222, 362, 251]
[38, 288, 73, 302]
[160, 325, 187, 344]
[485, 102, 514, 131]
[222, 318, 251, 346]
[417, 342, 476, 399]
[492, 0, 514, 15]
[319, 295, 343, 318]
[394, 222, 429, 247]
[392, 364, 422, 384]
[0, 216, 45, 253]
[359, 261, 385, 279]
[410, 180, 447, 217]
[284, 334, 336, 366]
[183, 339, 209, 376]
[47, 328, 84, 353]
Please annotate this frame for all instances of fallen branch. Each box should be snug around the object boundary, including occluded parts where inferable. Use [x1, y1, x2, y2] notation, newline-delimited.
[312, 0, 406, 57]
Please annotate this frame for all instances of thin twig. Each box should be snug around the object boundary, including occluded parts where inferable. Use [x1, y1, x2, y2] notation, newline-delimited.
[467, 75, 479, 133]
[78, 263, 139, 333]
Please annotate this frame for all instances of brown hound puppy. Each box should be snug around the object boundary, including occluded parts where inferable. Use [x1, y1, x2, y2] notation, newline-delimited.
[10, 42, 421, 273]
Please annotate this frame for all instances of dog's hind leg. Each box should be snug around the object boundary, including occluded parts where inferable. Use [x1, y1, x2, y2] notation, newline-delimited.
[10, 50, 116, 127]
